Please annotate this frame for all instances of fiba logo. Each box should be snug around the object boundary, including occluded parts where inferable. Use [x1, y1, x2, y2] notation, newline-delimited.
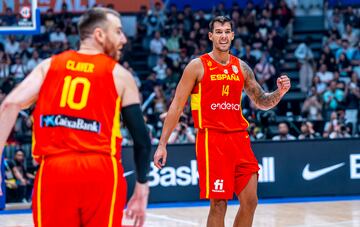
[212, 179, 225, 193]
[20, 6, 31, 19]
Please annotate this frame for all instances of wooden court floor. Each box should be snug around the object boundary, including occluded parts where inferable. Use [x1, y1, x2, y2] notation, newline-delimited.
[0, 199, 359, 227]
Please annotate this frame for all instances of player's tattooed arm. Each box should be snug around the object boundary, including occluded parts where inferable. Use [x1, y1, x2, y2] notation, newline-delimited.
[241, 60, 283, 111]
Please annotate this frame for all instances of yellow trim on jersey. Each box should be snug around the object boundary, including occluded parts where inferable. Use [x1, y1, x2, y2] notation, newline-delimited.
[31, 129, 36, 157]
[31, 116, 39, 159]
[108, 156, 119, 227]
[195, 132, 198, 158]
[198, 84, 202, 128]
[111, 97, 121, 156]
[190, 83, 202, 128]
[205, 128, 209, 198]
[36, 158, 45, 227]
[239, 92, 250, 128]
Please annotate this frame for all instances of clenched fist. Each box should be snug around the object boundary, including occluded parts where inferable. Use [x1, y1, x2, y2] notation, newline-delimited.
[277, 75, 291, 96]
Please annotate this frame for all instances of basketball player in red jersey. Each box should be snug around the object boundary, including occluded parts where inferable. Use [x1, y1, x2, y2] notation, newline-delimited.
[0, 8, 151, 227]
[154, 16, 291, 227]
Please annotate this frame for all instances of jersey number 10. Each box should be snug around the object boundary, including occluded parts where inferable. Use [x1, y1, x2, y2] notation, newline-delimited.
[60, 76, 91, 110]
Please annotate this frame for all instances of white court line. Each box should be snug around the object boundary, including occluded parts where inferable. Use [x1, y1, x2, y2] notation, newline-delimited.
[147, 213, 198, 226]
[290, 220, 359, 227]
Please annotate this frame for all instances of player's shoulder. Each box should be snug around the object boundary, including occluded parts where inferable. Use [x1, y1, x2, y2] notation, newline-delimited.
[112, 63, 133, 81]
[186, 57, 203, 70]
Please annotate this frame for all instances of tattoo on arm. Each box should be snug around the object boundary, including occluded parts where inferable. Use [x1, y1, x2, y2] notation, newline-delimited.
[241, 60, 282, 110]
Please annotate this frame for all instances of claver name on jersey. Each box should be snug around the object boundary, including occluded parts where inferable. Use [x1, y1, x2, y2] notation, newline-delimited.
[210, 74, 240, 81]
[66, 60, 95, 73]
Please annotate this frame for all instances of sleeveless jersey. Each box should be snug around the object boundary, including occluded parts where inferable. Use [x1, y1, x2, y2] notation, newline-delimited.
[32, 50, 122, 159]
[191, 53, 249, 131]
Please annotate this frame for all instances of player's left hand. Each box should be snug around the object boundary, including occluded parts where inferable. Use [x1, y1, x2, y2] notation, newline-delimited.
[125, 182, 149, 227]
[277, 75, 291, 96]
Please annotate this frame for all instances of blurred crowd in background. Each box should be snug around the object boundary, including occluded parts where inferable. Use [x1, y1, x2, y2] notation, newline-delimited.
[0, 1, 359, 146]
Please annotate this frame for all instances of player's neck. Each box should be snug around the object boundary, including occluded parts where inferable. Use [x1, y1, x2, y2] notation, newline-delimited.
[78, 40, 104, 55]
[209, 51, 230, 65]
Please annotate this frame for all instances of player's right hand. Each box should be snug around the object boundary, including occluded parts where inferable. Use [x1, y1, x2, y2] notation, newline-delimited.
[153, 146, 167, 169]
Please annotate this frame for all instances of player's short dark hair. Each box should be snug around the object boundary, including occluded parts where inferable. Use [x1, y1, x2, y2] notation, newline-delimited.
[209, 16, 233, 32]
[77, 7, 120, 41]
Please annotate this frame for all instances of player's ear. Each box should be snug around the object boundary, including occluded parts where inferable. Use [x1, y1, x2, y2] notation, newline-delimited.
[208, 31, 213, 41]
[94, 27, 106, 45]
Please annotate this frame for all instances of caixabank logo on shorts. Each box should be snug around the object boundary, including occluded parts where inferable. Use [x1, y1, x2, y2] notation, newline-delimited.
[40, 114, 101, 133]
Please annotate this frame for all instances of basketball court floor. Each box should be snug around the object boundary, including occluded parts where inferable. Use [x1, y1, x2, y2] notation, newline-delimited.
[1, 197, 359, 227]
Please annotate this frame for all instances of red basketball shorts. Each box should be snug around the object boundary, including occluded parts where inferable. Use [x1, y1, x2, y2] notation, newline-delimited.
[196, 129, 259, 199]
[32, 152, 127, 227]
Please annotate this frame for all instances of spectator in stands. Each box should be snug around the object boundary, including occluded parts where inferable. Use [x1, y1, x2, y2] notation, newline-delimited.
[329, 123, 351, 139]
[323, 80, 345, 111]
[164, 67, 179, 90]
[336, 39, 355, 61]
[319, 45, 336, 72]
[302, 87, 323, 121]
[272, 122, 296, 140]
[342, 24, 359, 47]
[182, 4, 195, 33]
[178, 48, 190, 71]
[141, 71, 158, 99]
[150, 0, 169, 27]
[123, 61, 141, 88]
[275, 0, 294, 42]
[337, 53, 352, 77]
[168, 115, 195, 144]
[343, 6, 359, 28]
[26, 50, 43, 73]
[153, 85, 167, 115]
[153, 57, 168, 83]
[49, 26, 67, 44]
[248, 120, 265, 141]
[312, 75, 327, 94]
[0, 51, 11, 79]
[149, 31, 166, 68]
[316, 63, 334, 84]
[298, 121, 321, 139]
[254, 52, 276, 91]
[243, 45, 257, 68]
[295, 36, 314, 93]
[344, 72, 360, 132]
[327, 6, 344, 34]
[352, 42, 360, 79]
[4, 156, 18, 203]
[66, 26, 80, 50]
[10, 55, 27, 83]
[14, 113, 33, 143]
[0, 88, 5, 103]
[8, 149, 32, 202]
[166, 28, 181, 61]
[230, 38, 245, 58]
[4, 36, 20, 55]
[136, 5, 149, 41]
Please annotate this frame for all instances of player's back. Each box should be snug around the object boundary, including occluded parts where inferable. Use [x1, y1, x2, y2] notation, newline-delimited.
[32, 50, 122, 159]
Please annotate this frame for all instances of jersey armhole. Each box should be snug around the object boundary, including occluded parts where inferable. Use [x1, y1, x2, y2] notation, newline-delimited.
[198, 56, 207, 83]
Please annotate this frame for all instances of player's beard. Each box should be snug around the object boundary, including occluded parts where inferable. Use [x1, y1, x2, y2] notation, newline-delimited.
[104, 37, 121, 61]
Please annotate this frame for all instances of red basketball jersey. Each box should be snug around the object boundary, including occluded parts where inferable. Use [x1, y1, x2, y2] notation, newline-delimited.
[32, 50, 122, 159]
[191, 53, 249, 131]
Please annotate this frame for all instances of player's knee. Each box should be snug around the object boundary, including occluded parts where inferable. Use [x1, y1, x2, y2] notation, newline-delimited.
[240, 195, 258, 212]
[210, 199, 227, 215]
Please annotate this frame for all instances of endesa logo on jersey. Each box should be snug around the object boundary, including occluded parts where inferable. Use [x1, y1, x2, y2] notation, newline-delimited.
[40, 114, 101, 133]
[210, 101, 241, 111]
